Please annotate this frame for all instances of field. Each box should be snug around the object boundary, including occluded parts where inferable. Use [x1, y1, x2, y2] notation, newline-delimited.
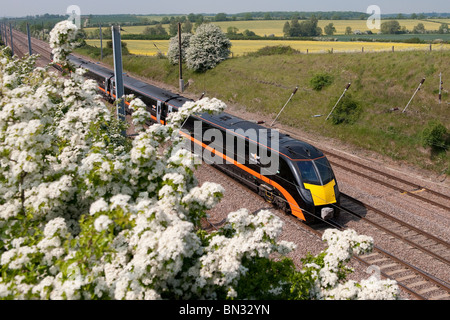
[86, 39, 450, 56]
[84, 18, 450, 37]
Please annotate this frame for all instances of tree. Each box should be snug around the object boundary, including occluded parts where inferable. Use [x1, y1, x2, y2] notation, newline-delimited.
[215, 13, 228, 22]
[185, 23, 232, 72]
[182, 20, 193, 34]
[227, 26, 239, 35]
[345, 26, 352, 35]
[324, 23, 336, 36]
[289, 18, 302, 37]
[167, 33, 192, 65]
[242, 29, 256, 37]
[413, 23, 426, 34]
[438, 23, 449, 34]
[0, 21, 400, 301]
[143, 24, 168, 36]
[380, 20, 401, 34]
[283, 21, 291, 37]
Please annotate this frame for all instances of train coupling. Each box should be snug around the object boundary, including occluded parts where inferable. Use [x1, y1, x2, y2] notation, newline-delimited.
[321, 207, 334, 220]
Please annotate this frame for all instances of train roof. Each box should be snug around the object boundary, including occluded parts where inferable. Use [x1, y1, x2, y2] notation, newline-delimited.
[199, 112, 324, 161]
[69, 55, 323, 161]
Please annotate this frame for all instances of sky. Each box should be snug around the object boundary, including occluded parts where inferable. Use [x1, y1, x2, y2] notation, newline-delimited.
[1, 0, 449, 17]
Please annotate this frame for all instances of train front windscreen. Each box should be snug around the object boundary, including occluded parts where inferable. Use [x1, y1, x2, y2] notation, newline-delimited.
[296, 157, 334, 186]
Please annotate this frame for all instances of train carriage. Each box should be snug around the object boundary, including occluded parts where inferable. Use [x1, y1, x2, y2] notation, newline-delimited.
[67, 54, 340, 224]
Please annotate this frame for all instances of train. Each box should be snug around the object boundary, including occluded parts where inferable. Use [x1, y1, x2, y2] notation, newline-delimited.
[68, 54, 340, 224]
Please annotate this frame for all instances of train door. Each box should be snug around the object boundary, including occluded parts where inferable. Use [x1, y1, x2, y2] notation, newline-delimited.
[156, 101, 162, 124]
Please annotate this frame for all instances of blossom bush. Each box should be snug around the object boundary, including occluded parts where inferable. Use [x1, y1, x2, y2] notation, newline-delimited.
[167, 33, 192, 65]
[0, 21, 400, 300]
[185, 24, 232, 72]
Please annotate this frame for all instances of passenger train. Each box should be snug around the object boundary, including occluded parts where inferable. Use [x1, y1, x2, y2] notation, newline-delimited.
[68, 54, 340, 224]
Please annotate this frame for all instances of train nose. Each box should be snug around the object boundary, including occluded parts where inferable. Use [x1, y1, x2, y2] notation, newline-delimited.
[321, 207, 334, 220]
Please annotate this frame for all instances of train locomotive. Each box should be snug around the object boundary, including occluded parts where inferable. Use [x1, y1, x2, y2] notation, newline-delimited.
[68, 55, 340, 224]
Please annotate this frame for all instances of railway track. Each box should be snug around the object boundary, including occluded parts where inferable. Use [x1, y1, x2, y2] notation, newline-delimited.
[204, 163, 450, 300]
[338, 193, 450, 300]
[204, 203, 450, 300]
[9, 28, 53, 65]
[276, 126, 450, 214]
[327, 152, 450, 213]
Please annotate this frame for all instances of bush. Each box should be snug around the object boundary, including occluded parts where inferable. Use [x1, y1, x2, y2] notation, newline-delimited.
[246, 45, 299, 57]
[185, 23, 232, 72]
[167, 33, 192, 65]
[310, 72, 333, 91]
[329, 94, 362, 125]
[422, 120, 448, 152]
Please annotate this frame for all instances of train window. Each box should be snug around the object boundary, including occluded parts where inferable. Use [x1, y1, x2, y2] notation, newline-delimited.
[314, 157, 334, 185]
[296, 161, 320, 185]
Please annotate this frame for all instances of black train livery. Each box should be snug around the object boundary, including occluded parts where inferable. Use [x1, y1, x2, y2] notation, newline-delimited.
[68, 55, 340, 224]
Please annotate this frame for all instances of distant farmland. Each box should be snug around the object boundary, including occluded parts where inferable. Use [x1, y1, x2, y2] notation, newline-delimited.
[85, 39, 450, 56]
[84, 18, 450, 37]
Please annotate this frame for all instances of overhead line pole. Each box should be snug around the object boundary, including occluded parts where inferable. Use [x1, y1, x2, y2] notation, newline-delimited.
[4, 22, 8, 46]
[178, 22, 184, 93]
[99, 24, 103, 60]
[9, 23, 14, 56]
[111, 25, 126, 126]
[26, 23, 32, 55]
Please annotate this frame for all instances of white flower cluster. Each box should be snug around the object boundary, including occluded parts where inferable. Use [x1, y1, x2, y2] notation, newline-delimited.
[49, 20, 78, 66]
[303, 229, 399, 300]
[167, 33, 192, 65]
[171, 24, 232, 72]
[198, 209, 295, 298]
[168, 97, 227, 128]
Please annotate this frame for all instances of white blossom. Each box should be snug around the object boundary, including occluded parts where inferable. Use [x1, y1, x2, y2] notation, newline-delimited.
[94, 215, 113, 232]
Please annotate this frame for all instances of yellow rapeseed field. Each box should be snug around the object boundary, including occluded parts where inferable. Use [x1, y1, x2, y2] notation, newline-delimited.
[86, 39, 450, 57]
[84, 19, 449, 37]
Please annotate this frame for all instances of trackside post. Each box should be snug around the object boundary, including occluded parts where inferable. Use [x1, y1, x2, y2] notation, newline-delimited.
[326, 83, 351, 121]
[26, 23, 32, 56]
[111, 25, 126, 126]
[402, 78, 426, 113]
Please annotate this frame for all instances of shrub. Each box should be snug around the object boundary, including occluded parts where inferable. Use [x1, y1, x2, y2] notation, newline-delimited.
[167, 33, 192, 65]
[310, 72, 333, 91]
[247, 45, 299, 57]
[422, 120, 448, 152]
[185, 23, 232, 72]
[329, 94, 362, 125]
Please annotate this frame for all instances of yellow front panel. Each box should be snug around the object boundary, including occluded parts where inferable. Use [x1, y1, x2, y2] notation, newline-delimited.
[304, 180, 337, 206]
